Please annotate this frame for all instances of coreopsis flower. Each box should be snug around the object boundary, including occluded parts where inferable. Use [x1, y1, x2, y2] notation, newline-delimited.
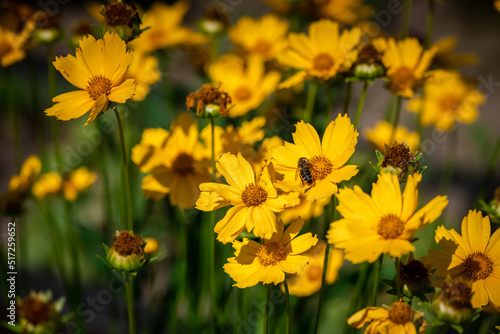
[44, 32, 136, 126]
[0, 21, 34, 67]
[328, 173, 448, 264]
[313, 0, 370, 25]
[32, 167, 97, 202]
[128, 1, 207, 53]
[278, 190, 330, 224]
[223, 218, 318, 288]
[16, 291, 67, 334]
[186, 83, 232, 118]
[99, 1, 142, 43]
[136, 114, 211, 209]
[347, 299, 423, 334]
[432, 36, 479, 69]
[209, 54, 280, 117]
[196, 153, 300, 243]
[381, 38, 437, 98]
[432, 276, 474, 325]
[143, 237, 160, 257]
[407, 70, 485, 131]
[125, 50, 161, 101]
[496, 0, 500, 12]
[271, 114, 358, 201]
[101, 230, 147, 274]
[286, 241, 343, 297]
[228, 14, 289, 61]
[351, 41, 385, 81]
[364, 121, 420, 152]
[372, 142, 422, 183]
[277, 20, 361, 88]
[425, 210, 500, 308]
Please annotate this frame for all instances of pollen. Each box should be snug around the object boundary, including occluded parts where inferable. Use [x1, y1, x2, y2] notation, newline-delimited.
[313, 53, 335, 71]
[377, 214, 405, 239]
[252, 40, 271, 55]
[256, 242, 287, 266]
[113, 231, 145, 256]
[172, 153, 195, 175]
[241, 183, 267, 206]
[463, 252, 493, 281]
[309, 155, 333, 181]
[234, 86, 252, 101]
[388, 300, 412, 325]
[390, 66, 415, 92]
[87, 75, 112, 100]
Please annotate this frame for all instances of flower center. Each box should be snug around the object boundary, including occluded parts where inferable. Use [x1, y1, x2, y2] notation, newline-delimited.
[101, 2, 137, 26]
[463, 251, 493, 281]
[113, 231, 144, 256]
[87, 75, 112, 100]
[241, 183, 267, 206]
[0, 42, 13, 57]
[441, 276, 473, 307]
[388, 301, 412, 325]
[438, 95, 462, 114]
[382, 142, 416, 169]
[390, 66, 415, 92]
[377, 214, 405, 239]
[309, 155, 333, 181]
[313, 53, 335, 71]
[256, 242, 287, 266]
[306, 264, 323, 281]
[234, 86, 252, 101]
[20, 297, 52, 325]
[172, 153, 195, 175]
[252, 40, 271, 55]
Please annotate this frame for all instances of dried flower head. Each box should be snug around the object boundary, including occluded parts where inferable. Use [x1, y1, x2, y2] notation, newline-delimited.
[186, 83, 231, 118]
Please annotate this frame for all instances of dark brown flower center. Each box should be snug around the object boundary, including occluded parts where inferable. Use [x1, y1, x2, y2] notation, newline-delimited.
[256, 242, 287, 266]
[382, 142, 416, 168]
[309, 155, 333, 181]
[390, 66, 415, 92]
[463, 251, 493, 281]
[19, 296, 52, 325]
[388, 301, 412, 325]
[252, 40, 271, 55]
[377, 214, 405, 239]
[87, 75, 112, 100]
[101, 2, 138, 26]
[172, 153, 195, 175]
[241, 183, 267, 206]
[186, 83, 232, 117]
[313, 53, 335, 71]
[113, 231, 144, 256]
[358, 43, 382, 64]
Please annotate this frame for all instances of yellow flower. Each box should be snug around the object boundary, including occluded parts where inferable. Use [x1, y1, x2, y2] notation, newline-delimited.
[209, 54, 280, 117]
[126, 50, 161, 101]
[425, 210, 500, 308]
[382, 38, 437, 98]
[137, 114, 211, 209]
[327, 173, 448, 264]
[196, 153, 300, 243]
[0, 21, 34, 67]
[228, 14, 289, 60]
[223, 218, 318, 288]
[314, 0, 370, 25]
[407, 70, 484, 131]
[348, 299, 423, 334]
[45, 32, 136, 126]
[271, 114, 358, 201]
[433, 36, 479, 69]
[128, 1, 207, 53]
[277, 20, 361, 88]
[32, 167, 97, 202]
[286, 241, 343, 297]
[496, 0, 500, 12]
[32, 173, 62, 200]
[364, 121, 420, 152]
[278, 190, 329, 224]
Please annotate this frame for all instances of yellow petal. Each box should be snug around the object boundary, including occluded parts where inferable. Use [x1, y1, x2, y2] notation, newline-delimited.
[400, 173, 421, 222]
[371, 173, 402, 217]
[280, 217, 304, 247]
[142, 173, 169, 200]
[214, 205, 247, 244]
[45, 91, 94, 121]
[462, 210, 490, 253]
[328, 165, 358, 184]
[278, 254, 310, 274]
[248, 205, 278, 240]
[85, 94, 108, 125]
[259, 265, 285, 285]
[108, 78, 136, 103]
[347, 307, 388, 328]
[471, 279, 489, 308]
[292, 121, 322, 157]
[53, 54, 91, 89]
[278, 71, 308, 89]
[335, 185, 381, 224]
[306, 178, 337, 201]
[321, 114, 357, 168]
[216, 153, 255, 191]
[286, 233, 318, 255]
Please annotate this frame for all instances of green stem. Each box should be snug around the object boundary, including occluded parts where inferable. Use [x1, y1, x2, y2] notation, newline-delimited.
[114, 107, 133, 231]
[385, 95, 396, 123]
[209, 35, 219, 65]
[208, 117, 218, 332]
[126, 276, 136, 334]
[425, 0, 435, 49]
[263, 284, 272, 334]
[48, 45, 62, 166]
[390, 96, 402, 143]
[6, 67, 21, 171]
[475, 134, 500, 205]
[343, 263, 369, 334]
[439, 323, 449, 334]
[284, 280, 291, 334]
[304, 81, 318, 123]
[210, 117, 216, 181]
[440, 128, 458, 196]
[353, 81, 369, 129]
[324, 83, 334, 128]
[401, 0, 413, 38]
[395, 258, 402, 299]
[343, 81, 352, 116]
[371, 255, 383, 306]
[313, 244, 332, 334]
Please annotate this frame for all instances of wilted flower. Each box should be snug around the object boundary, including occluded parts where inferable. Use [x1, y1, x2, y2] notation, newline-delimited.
[16, 291, 67, 333]
[101, 230, 147, 274]
[99, 1, 143, 42]
[186, 83, 232, 118]
[432, 276, 475, 325]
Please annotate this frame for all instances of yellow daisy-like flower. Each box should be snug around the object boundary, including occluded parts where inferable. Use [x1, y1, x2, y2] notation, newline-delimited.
[278, 190, 330, 224]
[128, 1, 207, 53]
[277, 19, 361, 88]
[209, 54, 281, 117]
[228, 14, 289, 61]
[32, 167, 97, 202]
[382, 38, 437, 98]
[271, 114, 358, 201]
[223, 218, 318, 288]
[426, 210, 500, 308]
[328, 173, 448, 264]
[137, 114, 211, 209]
[314, 0, 371, 25]
[196, 153, 300, 243]
[433, 36, 478, 69]
[0, 21, 34, 67]
[45, 32, 136, 126]
[407, 70, 484, 131]
[125, 50, 161, 102]
[348, 299, 423, 334]
[32, 173, 62, 200]
[286, 241, 343, 297]
[364, 121, 420, 152]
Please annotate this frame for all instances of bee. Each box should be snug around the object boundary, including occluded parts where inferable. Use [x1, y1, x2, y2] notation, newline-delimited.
[296, 157, 313, 186]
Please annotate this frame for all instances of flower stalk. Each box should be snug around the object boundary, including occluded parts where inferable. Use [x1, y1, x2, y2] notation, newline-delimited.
[304, 80, 318, 123]
[353, 81, 368, 129]
[390, 96, 403, 143]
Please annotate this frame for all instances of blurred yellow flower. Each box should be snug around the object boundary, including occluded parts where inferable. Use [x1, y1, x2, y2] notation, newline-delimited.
[314, 0, 370, 25]
[132, 128, 170, 173]
[364, 121, 420, 152]
[228, 14, 289, 60]
[272, 114, 358, 201]
[407, 70, 484, 131]
[278, 190, 329, 224]
[286, 241, 343, 297]
[32, 167, 97, 202]
[0, 21, 34, 67]
[128, 1, 207, 53]
[425, 210, 500, 308]
[196, 153, 300, 243]
[328, 173, 448, 264]
[45, 32, 136, 126]
[144, 237, 159, 256]
[126, 50, 161, 101]
[433, 36, 479, 69]
[32, 173, 62, 200]
[277, 20, 361, 88]
[223, 218, 318, 288]
[496, 0, 500, 12]
[381, 38, 437, 98]
[209, 55, 280, 117]
[348, 299, 422, 333]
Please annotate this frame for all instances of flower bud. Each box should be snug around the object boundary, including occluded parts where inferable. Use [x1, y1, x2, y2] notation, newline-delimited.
[432, 276, 474, 325]
[198, 6, 228, 36]
[372, 141, 423, 183]
[102, 230, 147, 274]
[186, 83, 232, 119]
[400, 254, 432, 300]
[99, 2, 143, 43]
